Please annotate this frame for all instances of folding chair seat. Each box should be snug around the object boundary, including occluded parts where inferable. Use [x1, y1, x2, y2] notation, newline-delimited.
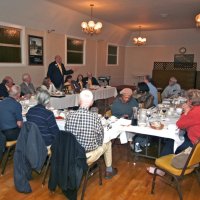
[151, 139, 200, 200]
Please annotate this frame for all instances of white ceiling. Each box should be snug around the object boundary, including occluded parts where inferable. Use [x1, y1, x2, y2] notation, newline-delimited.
[47, 0, 200, 31]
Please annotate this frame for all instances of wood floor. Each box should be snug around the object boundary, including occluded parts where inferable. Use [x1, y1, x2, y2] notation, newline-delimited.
[0, 144, 199, 200]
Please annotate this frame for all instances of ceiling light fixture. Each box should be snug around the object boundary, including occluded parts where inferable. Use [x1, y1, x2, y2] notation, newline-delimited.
[133, 26, 146, 46]
[81, 4, 102, 35]
[195, 13, 200, 27]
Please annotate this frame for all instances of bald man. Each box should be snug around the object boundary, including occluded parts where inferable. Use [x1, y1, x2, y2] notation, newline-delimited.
[47, 55, 74, 90]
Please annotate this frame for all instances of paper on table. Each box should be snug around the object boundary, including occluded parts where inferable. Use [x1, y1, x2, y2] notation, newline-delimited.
[120, 131, 128, 144]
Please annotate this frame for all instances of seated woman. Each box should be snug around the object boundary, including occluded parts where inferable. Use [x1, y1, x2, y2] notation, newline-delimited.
[147, 89, 200, 175]
[161, 89, 200, 156]
[137, 82, 154, 109]
[111, 88, 138, 119]
[64, 75, 80, 93]
[41, 77, 57, 94]
[76, 74, 84, 90]
[26, 88, 59, 146]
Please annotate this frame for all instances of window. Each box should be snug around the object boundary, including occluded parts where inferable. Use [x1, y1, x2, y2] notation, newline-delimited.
[107, 44, 118, 65]
[0, 23, 25, 64]
[67, 37, 85, 65]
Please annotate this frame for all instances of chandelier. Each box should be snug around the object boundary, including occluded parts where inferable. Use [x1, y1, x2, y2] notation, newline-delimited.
[195, 13, 200, 27]
[81, 4, 102, 35]
[133, 26, 146, 46]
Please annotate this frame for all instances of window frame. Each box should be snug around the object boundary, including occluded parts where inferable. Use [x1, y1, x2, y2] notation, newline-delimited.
[0, 21, 25, 67]
[107, 44, 119, 66]
[65, 35, 86, 66]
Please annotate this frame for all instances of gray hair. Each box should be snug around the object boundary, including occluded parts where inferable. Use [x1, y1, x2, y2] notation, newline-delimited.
[79, 89, 94, 108]
[186, 89, 200, 106]
[9, 85, 21, 98]
[22, 73, 30, 81]
[169, 77, 177, 83]
[36, 87, 50, 106]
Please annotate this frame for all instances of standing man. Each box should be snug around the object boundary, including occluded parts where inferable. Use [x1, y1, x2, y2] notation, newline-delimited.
[47, 55, 74, 90]
[0, 85, 23, 141]
[144, 75, 158, 106]
[65, 90, 117, 179]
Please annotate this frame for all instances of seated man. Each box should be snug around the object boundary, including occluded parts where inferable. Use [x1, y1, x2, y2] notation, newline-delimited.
[26, 88, 59, 146]
[65, 89, 117, 179]
[111, 88, 138, 119]
[20, 73, 36, 97]
[0, 76, 14, 99]
[161, 77, 181, 99]
[82, 72, 100, 88]
[0, 85, 23, 141]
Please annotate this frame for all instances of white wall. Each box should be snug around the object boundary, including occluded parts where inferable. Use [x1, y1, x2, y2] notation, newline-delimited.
[125, 28, 200, 85]
[0, 0, 129, 86]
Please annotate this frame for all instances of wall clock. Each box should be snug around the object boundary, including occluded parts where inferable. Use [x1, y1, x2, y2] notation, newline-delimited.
[179, 47, 186, 54]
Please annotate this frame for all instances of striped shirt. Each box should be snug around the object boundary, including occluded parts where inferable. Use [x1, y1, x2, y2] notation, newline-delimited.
[26, 104, 59, 146]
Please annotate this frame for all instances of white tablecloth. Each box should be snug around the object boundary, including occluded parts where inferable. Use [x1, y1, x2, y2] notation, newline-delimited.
[50, 86, 117, 110]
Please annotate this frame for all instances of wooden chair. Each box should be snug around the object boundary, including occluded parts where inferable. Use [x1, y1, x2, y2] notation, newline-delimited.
[81, 158, 102, 200]
[1, 140, 17, 175]
[151, 139, 200, 200]
[41, 147, 52, 186]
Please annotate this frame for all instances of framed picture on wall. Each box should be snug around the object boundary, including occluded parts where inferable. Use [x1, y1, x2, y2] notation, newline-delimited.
[28, 35, 43, 65]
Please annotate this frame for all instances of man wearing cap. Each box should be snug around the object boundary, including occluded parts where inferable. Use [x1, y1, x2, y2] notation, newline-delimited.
[111, 88, 138, 119]
[161, 77, 181, 99]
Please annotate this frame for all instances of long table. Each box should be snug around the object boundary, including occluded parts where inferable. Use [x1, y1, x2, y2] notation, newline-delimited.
[50, 86, 117, 110]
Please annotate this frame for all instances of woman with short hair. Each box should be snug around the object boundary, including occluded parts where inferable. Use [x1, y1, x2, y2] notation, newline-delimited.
[161, 89, 200, 156]
[26, 88, 59, 146]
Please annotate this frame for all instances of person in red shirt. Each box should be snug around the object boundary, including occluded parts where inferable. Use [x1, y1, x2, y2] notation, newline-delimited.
[161, 89, 200, 156]
[176, 89, 200, 145]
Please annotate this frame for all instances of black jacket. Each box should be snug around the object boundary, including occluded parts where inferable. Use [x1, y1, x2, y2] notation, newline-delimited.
[47, 61, 74, 89]
[82, 77, 99, 88]
[14, 122, 47, 193]
[48, 131, 88, 200]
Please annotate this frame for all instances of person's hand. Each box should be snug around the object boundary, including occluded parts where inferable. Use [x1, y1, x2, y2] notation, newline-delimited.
[182, 103, 191, 115]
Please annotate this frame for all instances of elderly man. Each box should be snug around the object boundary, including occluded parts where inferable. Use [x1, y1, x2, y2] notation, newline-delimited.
[47, 55, 74, 90]
[82, 72, 99, 88]
[0, 76, 14, 99]
[0, 85, 23, 141]
[65, 89, 117, 179]
[161, 77, 181, 99]
[20, 73, 36, 96]
[144, 75, 158, 106]
[111, 88, 138, 119]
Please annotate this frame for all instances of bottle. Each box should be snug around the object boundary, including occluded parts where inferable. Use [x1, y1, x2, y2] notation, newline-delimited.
[131, 107, 138, 126]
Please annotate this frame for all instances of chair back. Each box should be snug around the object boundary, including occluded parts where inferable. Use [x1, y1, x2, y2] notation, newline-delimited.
[181, 139, 200, 174]
[187, 139, 200, 168]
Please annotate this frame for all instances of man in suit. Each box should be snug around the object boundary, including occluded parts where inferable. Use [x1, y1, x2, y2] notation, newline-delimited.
[47, 55, 74, 90]
[0, 76, 14, 99]
[20, 73, 36, 97]
[82, 72, 100, 88]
